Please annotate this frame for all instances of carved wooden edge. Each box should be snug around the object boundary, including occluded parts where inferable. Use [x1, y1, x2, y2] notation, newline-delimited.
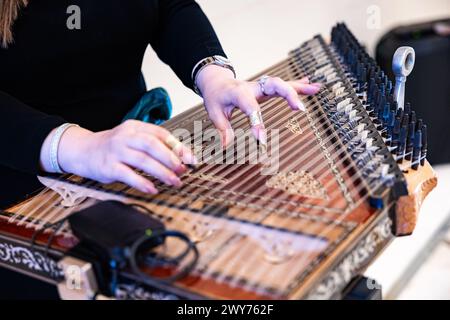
[394, 160, 438, 236]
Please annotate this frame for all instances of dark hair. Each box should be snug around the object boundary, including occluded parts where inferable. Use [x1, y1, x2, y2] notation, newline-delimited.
[0, 0, 28, 48]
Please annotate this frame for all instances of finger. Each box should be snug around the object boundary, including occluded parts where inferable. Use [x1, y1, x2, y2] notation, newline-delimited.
[111, 163, 158, 194]
[120, 149, 182, 187]
[290, 80, 322, 95]
[164, 135, 199, 167]
[234, 92, 267, 144]
[135, 123, 197, 166]
[298, 76, 310, 84]
[259, 77, 305, 111]
[207, 104, 235, 147]
[127, 133, 187, 176]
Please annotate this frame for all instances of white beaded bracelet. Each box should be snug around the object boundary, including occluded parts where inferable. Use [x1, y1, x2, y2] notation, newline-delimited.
[49, 123, 79, 174]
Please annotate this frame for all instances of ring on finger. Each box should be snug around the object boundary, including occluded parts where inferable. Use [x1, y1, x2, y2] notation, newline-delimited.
[248, 110, 264, 127]
[258, 75, 270, 96]
[165, 135, 183, 152]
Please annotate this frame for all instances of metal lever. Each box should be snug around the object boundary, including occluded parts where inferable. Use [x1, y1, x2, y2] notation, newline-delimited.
[392, 46, 415, 110]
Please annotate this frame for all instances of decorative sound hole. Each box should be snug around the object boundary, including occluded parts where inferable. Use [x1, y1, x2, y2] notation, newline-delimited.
[183, 217, 216, 243]
[55, 187, 86, 208]
[285, 117, 303, 135]
[265, 170, 328, 199]
[261, 237, 295, 264]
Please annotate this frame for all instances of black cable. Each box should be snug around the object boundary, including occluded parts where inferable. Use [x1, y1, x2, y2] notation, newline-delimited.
[44, 219, 66, 259]
[27, 203, 199, 292]
[130, 203, 194, 268]
[29, 217, 68, 280]
[127, 229, 199, 283]
[131, 203, 158, 217]
[30, 218, 67, 250]
[141, 231, 195, 268]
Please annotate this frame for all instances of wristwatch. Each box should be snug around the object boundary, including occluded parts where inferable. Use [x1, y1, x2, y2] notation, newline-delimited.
[192, 55, 236, 96]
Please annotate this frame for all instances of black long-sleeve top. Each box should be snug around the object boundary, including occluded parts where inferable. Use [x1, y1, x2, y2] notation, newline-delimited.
[0, 0, 226, 208]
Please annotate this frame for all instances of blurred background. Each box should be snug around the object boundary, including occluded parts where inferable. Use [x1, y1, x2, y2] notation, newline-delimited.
[143, 0, 450, 299]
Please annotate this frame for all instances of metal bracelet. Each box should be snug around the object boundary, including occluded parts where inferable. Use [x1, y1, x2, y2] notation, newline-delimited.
[49, 123, 79, 174]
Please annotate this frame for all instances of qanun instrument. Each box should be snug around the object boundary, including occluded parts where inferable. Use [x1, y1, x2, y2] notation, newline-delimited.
[0, 23, 437, 300]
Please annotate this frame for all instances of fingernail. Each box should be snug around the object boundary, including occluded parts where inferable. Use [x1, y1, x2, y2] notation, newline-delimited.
[175, 164, 187, 175]
[258, 128, 267, 146]
[221, 129, 234, 148]
[181, 153, 198, 170]
[145, 185, 158, 194]
[220, 132, 227, 148]
[170, 176, 182, 187]
[301, 76, 310, 83]
[312, 83, 322, 88]
[296, 101, 306, 111]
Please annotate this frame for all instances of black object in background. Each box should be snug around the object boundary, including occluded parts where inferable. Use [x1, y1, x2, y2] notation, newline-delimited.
[376, 18, 450, 165]
[343, 276, 382, 300]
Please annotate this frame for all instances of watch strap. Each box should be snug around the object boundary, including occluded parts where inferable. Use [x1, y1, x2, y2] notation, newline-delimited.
[192, 55, 236, 96]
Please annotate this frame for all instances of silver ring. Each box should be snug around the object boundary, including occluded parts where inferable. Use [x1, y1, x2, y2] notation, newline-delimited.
[258, 75, 270, 96]
[248, 110, 263, 127]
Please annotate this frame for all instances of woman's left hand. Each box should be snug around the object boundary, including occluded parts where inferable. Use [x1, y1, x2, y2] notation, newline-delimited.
[195, 64, 321, 147]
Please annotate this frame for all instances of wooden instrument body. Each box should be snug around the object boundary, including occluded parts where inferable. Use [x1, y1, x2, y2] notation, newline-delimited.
[0, 123, 434, 300]
[0, 31, 437, 300]
[0, 173, 391, 300]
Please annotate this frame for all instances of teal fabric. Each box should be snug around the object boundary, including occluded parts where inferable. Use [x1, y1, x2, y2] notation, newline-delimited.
[122, 87, 172, 125]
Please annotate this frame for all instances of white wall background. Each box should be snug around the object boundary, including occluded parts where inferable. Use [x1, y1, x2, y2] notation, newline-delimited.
[142, 0, 450, 115]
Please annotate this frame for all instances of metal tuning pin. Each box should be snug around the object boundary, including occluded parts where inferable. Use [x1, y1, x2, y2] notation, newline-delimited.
[386, 80, 393, 96]
[392, 115, 402, 141]
[405, 121, 415, 161]
[392, 46, 415, 110]
[397, 125, 407, 163]
[412, 129, 422, 170]
[410, 110, 416, 124]
[386, 110, 396, 144]
[421, 124, 428, 166]
[330, 22, 429, 186]
[396, 108, 403, 120]
[391, 101, 398, 113]
[381, 102, 391, 136]
[416, 118, 423, 133]
[404, 102, 411, 115]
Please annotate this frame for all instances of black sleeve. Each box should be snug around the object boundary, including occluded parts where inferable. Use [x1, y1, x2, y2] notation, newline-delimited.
[0, 91, 65, 174]
[149, 0, 227, 90]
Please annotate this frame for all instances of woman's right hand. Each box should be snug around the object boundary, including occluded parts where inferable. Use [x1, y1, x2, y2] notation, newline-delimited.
[40, 120, 197, 194]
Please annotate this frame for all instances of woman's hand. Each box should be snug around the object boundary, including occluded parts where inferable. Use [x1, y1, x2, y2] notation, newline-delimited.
[195, 65, 321, 146]
[40, 120, 197, 194]
[39, 65, 319, 194]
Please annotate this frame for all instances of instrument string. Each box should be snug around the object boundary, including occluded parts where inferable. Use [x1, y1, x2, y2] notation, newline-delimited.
[171, 68, 374, 212]
[130, 37, 386, 290]
[5, 37, 395, 296]
[96, 40, 370, 248]
[97, 42, 362, 262]
[161, 39, 390, 288]
[112, 53, 370, 288]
